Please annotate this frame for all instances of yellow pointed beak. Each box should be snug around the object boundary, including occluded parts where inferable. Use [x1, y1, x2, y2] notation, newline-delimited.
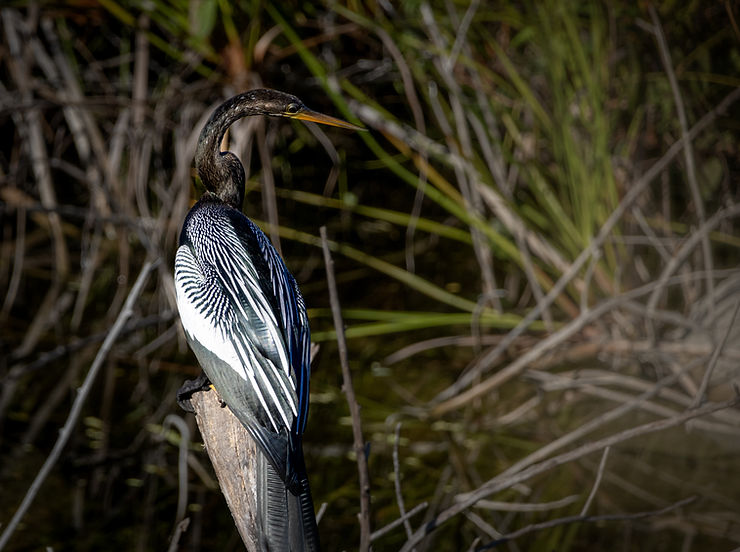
[292, 109, 365, 131]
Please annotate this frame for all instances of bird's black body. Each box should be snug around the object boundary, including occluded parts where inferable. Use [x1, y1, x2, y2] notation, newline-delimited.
[174, 89, 359, 550]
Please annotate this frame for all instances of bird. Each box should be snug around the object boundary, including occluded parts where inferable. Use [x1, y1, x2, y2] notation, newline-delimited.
[174, 88, 362, 551]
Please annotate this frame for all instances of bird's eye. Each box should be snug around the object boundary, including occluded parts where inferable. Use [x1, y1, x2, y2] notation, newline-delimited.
[286, 103, 301, 114]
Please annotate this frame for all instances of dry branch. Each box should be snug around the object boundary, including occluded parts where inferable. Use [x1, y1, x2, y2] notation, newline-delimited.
[189, 387, 261, 551]
[478, 495, 698, 549]
[320, 226, 372, 551]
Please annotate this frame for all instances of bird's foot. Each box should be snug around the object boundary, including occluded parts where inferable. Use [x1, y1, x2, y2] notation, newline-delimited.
[176, 373, 212, 413]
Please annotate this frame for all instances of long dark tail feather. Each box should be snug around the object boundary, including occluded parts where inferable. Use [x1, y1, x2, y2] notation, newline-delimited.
[292, 454, 321, 552]
[287, 433, 321, 551]
[257, 448, 320, 551]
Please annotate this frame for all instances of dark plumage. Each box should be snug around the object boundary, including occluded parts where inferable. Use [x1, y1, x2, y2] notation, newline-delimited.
[174, 89, 361, 551]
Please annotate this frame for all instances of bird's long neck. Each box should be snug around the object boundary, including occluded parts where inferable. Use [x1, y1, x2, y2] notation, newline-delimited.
[195, 92, 266, 211]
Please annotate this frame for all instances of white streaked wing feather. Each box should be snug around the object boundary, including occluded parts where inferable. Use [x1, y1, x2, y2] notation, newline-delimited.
[248, 223, 311, 433]
[174, 221, 298, 433]
[175, 245, 248, 381]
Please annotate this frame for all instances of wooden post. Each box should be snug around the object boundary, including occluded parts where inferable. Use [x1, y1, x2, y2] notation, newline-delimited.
[190, 388, 259, 551]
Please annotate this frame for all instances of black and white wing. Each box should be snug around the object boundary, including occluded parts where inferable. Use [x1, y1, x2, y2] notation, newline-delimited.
[174, 201, 306, 479]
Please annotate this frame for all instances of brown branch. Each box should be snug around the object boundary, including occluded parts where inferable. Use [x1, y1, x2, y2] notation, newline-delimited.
[320, 226, 371, 551]
[190, 387, 261, 551]
[370, 502, 428, 543]
[580, 446, 610, 516]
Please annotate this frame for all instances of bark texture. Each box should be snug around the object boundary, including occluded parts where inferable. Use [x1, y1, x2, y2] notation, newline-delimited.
[191, 388, 259, 551]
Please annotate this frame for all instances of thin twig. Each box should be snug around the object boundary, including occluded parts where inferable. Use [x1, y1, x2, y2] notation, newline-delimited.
[303, 122, 340, 196]
[647, 204, 740, 315]
[370, 502, 428, 542]
[0, 206, 25, 318]
[464, 511, 501, 540]
[515, 231, 554, 331]
[3, 10, 69, 360]
[162, 414, 191, 524]
[0, 259, 158, 551]
[528, 362, 740, 428]
[691, 300, 740, 408]
[374, 24, 428, 274]
[319, 226, 371, 551]
[474, 495, 580, 512]
[384, 334, 507, 365]
[393, 422, 414, 541]
[315, 502, 328, 525]
[580, 446, 610, 516]
[167, 518, 190, 552]
[647, 4, 715, 315]
[477, 495, 697, 550]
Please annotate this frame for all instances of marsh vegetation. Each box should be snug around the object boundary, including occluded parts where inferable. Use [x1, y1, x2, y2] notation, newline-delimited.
[1, 2, 740, 550]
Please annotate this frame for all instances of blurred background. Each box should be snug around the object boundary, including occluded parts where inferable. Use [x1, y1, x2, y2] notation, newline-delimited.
[1, 1, 740, 550]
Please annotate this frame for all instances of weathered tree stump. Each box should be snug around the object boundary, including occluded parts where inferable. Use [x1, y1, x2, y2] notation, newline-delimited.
[191, 388, 259, 551]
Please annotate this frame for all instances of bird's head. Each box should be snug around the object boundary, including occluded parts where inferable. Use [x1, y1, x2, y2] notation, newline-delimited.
[195, 88, 363, 210]
[247, 89, 364, 130]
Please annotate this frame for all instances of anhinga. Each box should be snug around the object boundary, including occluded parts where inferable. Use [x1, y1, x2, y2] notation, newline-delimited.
[174, 89, 361, 551]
